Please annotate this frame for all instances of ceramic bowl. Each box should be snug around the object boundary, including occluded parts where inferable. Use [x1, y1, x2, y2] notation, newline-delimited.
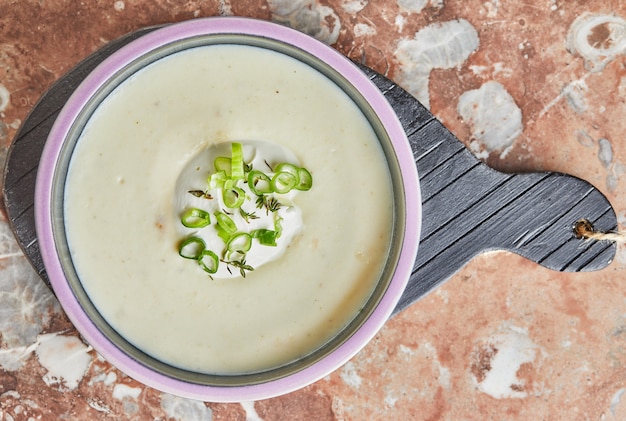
[35, 17, 420, 401]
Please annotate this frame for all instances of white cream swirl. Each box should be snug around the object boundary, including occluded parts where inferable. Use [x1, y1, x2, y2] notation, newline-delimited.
[174, 140, 304, 278]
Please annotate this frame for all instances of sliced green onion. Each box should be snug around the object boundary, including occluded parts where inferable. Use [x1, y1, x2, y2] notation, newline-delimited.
[295, 167, 313, 191]
[215, 224, 232, 244]
[274, 217, 283, 237]
[208, 170, 228, 190]
[178, 237, 206, 259]
[251, 216, 283, 246]
[222, 184, 245, 208]
[251, 229, 279, 246]
[247, 170, 273, 195]
[230, 142, 245, 180]
[198, 249, 219, 274]
[227, 232, 252, 254]
[271, 171, 298, 194]
[181, 208, 211, 228]
[274, 163, 299, 176]
[214, 156, 231, 175]
[215, 212, 237, 235]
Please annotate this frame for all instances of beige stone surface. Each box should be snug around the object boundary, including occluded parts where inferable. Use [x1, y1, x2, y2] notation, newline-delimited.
[2, 0, 626, 419]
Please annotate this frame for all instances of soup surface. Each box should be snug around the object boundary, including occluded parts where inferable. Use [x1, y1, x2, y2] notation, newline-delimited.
[64, 44, 394, 374]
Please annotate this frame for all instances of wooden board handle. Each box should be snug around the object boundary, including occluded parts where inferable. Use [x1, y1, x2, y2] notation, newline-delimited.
[356, 65, 617, 313]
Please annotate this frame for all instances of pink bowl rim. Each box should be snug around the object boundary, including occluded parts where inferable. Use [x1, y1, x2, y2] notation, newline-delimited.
[34, 16, 421, 402]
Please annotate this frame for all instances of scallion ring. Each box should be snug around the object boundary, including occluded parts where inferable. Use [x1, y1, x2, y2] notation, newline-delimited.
[215, 212, 237, 235]
[227, 232, 253, 254]
[181, 208, 211, 228]
[214, 156, 231, 176]
[222, 185, 245, 208]
[274, 163, 299, 176]
[208, 170, 227, 190]
[248, 170, 273, 195]
[198, 249, 219, 274]
[271, 171, 298, 194]
[230, 142, 245, 180]
[295, 167, 313, 191]
[178, 237, 206, 259]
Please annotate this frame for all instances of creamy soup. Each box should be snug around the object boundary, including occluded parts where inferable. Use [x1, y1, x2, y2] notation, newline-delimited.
[64, 44, 394, 374]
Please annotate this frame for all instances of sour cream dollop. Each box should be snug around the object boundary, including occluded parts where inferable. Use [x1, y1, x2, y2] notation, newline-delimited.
[175, 140, 306, 278]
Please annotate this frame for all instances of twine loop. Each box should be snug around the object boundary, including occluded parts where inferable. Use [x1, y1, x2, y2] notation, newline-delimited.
[573, 219, 626, 243]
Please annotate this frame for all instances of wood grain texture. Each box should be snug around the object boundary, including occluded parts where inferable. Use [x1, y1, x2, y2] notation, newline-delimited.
[1, 28, 617, 316]
[360, 68, 617, 313]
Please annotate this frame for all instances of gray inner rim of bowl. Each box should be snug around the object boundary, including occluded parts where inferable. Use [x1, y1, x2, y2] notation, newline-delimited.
[50, 33, 407, 387]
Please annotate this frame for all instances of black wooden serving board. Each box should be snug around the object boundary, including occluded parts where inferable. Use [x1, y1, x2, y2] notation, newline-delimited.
[2, 26, 618, 316]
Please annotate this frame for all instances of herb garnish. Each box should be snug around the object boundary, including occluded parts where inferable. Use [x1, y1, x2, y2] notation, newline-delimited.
[221, 258, 255, 278]
[177, 142, 313, 278]
[255, 195, 282, 214]
[188, 190, 213, 199]
[239, 207, 259, 223]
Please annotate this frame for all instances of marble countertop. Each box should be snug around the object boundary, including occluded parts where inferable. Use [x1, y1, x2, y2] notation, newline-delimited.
[2, 0, 626, 419]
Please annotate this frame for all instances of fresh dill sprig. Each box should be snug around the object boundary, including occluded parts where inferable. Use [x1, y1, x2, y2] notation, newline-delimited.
[255, 195, 282, 214]
[188, 190, 213, 199]
[239, 207, 259, 223]
[221, 258, 255, 278]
